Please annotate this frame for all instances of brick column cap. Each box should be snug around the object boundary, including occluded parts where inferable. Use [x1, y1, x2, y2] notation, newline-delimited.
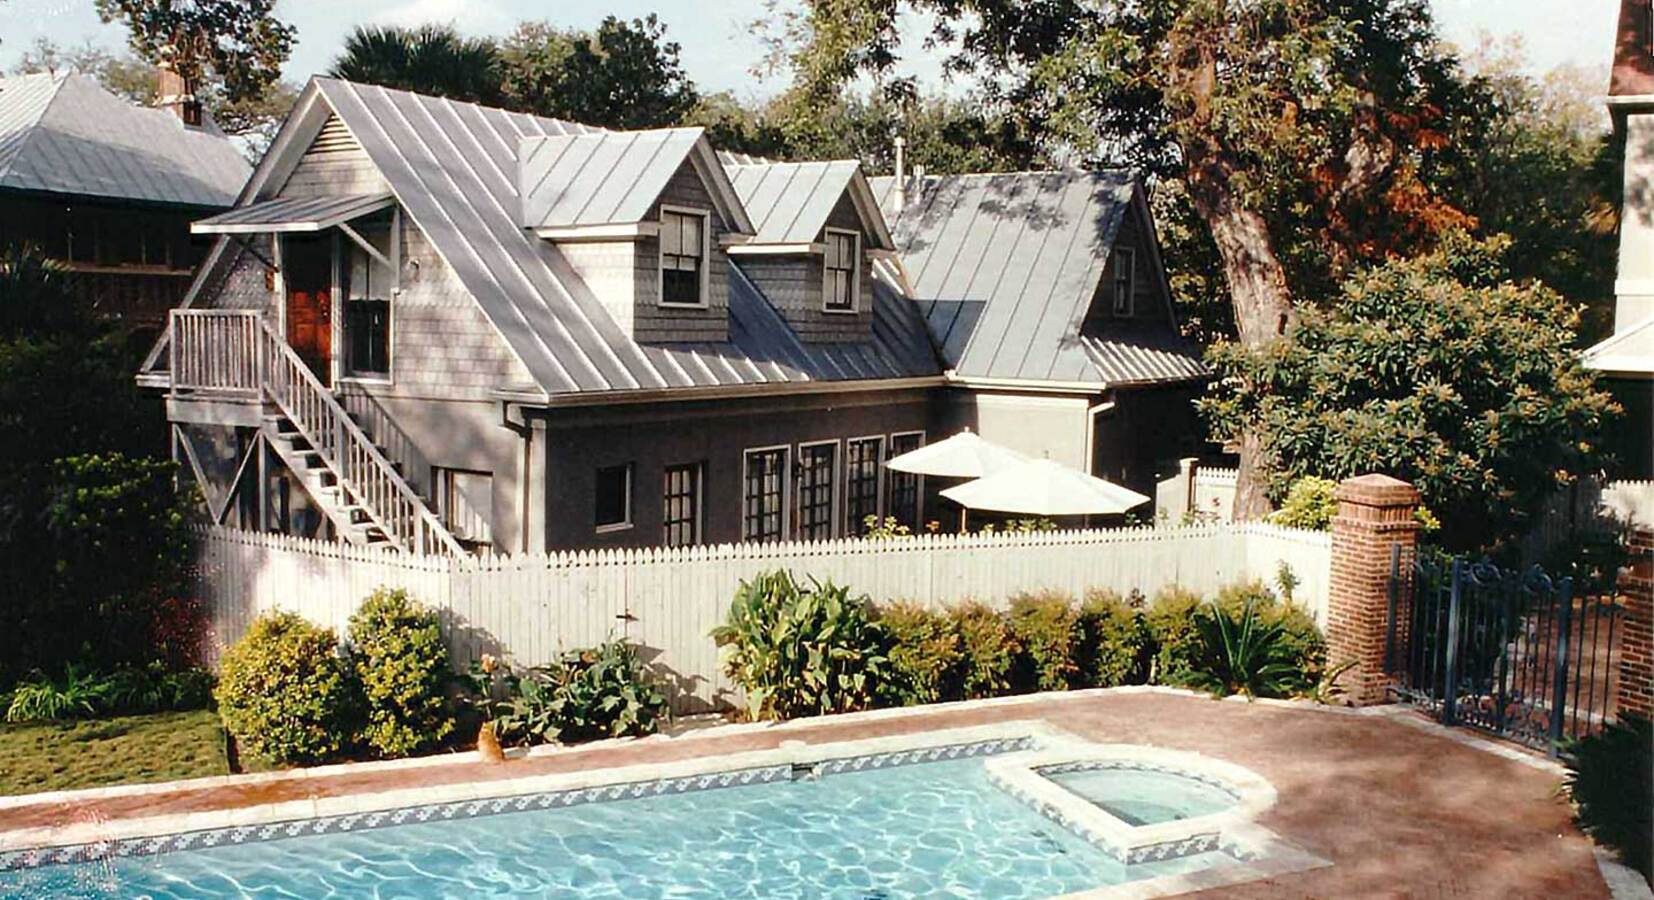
[1335, 473, 1420, 508]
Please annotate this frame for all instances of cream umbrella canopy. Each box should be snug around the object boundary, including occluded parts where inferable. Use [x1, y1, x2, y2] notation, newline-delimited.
[884, 429, 1032, 479]
[940, 458, 1151, 517]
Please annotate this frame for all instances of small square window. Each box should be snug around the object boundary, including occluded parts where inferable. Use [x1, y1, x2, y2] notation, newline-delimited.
[595, 464, 632, 531]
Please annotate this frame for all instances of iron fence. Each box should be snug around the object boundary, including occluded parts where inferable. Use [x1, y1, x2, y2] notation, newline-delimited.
[1386, 548, 1623, 753]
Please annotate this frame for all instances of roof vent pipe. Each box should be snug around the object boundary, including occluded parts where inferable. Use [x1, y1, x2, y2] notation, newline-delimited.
[893, 136, 906, 214]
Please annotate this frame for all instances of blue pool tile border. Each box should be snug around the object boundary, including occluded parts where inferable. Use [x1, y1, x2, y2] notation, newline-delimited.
[0, 736, 1036, 872]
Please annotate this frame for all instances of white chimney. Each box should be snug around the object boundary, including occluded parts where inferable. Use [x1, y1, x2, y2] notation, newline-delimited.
[893, 136, 906, 214]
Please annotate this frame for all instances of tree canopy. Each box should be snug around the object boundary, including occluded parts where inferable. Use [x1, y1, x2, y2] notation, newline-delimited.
[94, 0, 294, 103]
[499, 15, 698, 129]
[1201, 233, 1617, 551]
[330, 24, 503, 105]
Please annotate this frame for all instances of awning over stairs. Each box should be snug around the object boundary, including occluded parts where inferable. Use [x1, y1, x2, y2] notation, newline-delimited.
[191, 193, 394, 234]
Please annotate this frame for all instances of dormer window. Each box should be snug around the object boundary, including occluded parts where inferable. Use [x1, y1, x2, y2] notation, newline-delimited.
[660, 207, 709, 308]
[823, 228, 860, 313]
[1111, 245, 1136, 317]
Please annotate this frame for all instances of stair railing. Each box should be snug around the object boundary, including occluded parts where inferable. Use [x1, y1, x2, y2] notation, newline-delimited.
[168, 309, 464, 555]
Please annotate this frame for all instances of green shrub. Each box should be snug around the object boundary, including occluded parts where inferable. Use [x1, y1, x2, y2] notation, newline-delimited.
[877, 601, 961, 705]
[1267, 477, 1340, 530]
[102, 662, 214, 715]
[539, 638, 666, 743]
[1076, 589, 1151, 688]
[1563, 714, 1652, 883]
[947, 601, 1015, 699]
[1214, 581, 1325, 681]
[1007, 591, 1080, 692]
[1144, 586, 1205, 684]
[4, 665, 108, 722]
[216, 612, 357, 765]
[711, 570, 886, 721]
[347, 588, 454, 757]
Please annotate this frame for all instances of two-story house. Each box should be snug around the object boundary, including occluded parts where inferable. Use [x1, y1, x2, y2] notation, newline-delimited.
[0, 71, 250, 334]
[139, 77, 1204, 554]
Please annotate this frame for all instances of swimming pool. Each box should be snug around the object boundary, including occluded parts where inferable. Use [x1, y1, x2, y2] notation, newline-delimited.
[0, 729, 1321, 899]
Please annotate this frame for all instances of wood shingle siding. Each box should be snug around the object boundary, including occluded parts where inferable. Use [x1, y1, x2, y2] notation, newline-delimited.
[734, 192, 875, 344]
[279, 114, 387, 199]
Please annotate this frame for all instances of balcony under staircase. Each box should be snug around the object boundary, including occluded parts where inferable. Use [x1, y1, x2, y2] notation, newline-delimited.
[166, 309, 464, 555]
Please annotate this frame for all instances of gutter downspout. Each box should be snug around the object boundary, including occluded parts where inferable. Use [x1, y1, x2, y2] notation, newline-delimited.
[500, 401, 534, 554]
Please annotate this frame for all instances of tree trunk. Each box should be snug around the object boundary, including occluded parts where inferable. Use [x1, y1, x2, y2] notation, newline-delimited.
[1183, 145, 1295, 520]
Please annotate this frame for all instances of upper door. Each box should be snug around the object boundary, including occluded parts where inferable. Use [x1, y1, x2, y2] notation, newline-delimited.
[282, 234, 332, 386]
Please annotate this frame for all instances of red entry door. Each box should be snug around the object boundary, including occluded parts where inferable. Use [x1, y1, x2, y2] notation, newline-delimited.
[283, 235, 332, 386]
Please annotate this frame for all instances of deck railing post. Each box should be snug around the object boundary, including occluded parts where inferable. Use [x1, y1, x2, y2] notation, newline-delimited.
[1548, 577, 1575, 755]
[1442, 558, 1463, 726]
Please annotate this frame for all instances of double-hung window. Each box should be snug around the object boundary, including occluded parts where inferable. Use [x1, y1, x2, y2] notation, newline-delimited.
[844, 436, 883, 536]
[743, 447, 789, 542]
[1111, 245, 1136, 317]
[823, 228, 859, 312]
[663, 463, 702, 547]
[887, 432, 924, 531]
[660, 208, 707, 307]
[795, 441, 838, 541]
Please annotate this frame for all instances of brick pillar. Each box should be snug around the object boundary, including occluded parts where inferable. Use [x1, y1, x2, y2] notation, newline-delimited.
[1617, 526, 1654, 720]
[1328, 474, 1420, 706]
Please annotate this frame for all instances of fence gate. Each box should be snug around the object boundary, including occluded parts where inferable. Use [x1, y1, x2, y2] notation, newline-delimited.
[1385, 548, 1623, 753]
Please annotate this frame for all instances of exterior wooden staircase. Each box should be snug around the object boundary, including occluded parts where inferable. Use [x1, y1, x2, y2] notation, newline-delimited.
[169, 309, 464, 554]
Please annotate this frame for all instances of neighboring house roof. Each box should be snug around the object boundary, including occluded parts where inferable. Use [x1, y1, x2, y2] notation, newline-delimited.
[517, 127, 752, 234]
[1611, 0, 1654, 99]
[724, 160, 895, 250]
[0, 72, 249, 208]
[221, 78, 937, 398]
[869, 171, 1205, 387]
[1584, 314, 1654, 377]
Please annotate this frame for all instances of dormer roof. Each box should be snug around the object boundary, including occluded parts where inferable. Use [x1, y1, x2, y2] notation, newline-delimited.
[724, 159, 895, 250]
[517, 126, 753, 238]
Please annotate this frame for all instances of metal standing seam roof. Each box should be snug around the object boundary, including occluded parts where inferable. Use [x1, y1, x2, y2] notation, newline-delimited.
[519, 128, 709, 229]
[308, 78, 937, 397]
[192, 193, 393, 233]
[869, 171, 1206, 387]
[724, 160, 893, 249]
[0, 72, 249, 207]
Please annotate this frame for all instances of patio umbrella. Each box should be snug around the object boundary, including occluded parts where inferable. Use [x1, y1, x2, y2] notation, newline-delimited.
[940, 458, 1151, 517]
[885, 429, 1031, 479]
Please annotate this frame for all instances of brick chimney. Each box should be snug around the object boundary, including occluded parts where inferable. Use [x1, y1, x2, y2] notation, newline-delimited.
[155, 48, 203, 128]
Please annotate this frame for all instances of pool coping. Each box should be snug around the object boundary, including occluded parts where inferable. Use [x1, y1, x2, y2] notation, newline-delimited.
[0, 716, 1334, 899]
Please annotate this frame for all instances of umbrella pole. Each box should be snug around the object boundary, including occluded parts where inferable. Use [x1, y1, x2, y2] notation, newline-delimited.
[959, 507, 968, 533]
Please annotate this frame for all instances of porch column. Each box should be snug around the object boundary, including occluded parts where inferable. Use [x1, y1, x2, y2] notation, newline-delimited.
[1617, 526, 1654, 720]
[1328, 473, 1420, 706]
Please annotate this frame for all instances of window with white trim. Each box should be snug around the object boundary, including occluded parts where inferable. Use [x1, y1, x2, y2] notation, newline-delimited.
[663, 463, 702, 547]
[823, 228, 860, 312]
[660, 208, 707, 307]
[342, 220, 394, 378]
[595, 463, 632, 532]
[435, 468, 492, 547]
[743, 447, 788, 542]
[795, 441, 838, 541]
[887, 432, 924, 531]
[1111, 245, 1136, 317]
[844, 436, 883, 536]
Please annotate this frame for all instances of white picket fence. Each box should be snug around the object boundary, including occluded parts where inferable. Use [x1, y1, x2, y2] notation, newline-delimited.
[196, 522, 1331, 712]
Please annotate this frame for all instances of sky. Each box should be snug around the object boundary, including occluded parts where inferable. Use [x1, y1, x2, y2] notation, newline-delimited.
[0, 0, 1625, 102]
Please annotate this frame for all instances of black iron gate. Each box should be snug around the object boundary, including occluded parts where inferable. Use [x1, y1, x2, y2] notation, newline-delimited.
[1385, 548, 1624, 753]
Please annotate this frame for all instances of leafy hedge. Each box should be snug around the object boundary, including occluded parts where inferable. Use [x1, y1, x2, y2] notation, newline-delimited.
[1564, 714, 1652, 883]
[216, 612, 359, 765]
[712, 571, 1332, 721]
[348, 589, 454, 757]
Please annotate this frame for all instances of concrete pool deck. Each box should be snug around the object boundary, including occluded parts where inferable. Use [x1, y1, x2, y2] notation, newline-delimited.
[0, 688, 1619, 898]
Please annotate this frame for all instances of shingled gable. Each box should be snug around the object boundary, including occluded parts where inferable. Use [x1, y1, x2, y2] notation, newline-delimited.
[518, 127, 754, 241]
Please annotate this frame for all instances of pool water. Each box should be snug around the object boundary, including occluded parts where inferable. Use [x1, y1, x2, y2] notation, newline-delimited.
[2, 758, 1231, 899]
[1042, 766, 1238, 827]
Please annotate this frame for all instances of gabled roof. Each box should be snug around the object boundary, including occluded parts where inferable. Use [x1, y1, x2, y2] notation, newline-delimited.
[177, 77, 938, 398]
[1611, 0, 1654, 99]
[724, 160, 895, 250]
[518, 127, 752, 234]
[1584, 314, 1654, 377]
[0, 72, 249, 208]
[870, 170, 1204, 387]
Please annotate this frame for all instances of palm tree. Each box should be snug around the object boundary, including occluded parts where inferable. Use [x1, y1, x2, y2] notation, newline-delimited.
[329, 24, 502, 105]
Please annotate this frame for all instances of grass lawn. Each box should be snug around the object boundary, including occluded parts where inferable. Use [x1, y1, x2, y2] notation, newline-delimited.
[0, 709, 230, 796]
